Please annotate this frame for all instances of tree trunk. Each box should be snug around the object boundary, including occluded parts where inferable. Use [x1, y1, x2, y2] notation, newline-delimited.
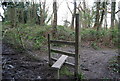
[32, 2, 37, 24]
[10, 7, 15, 27]
[99, 2, 106, 27]
[104, 2, 108, 30]
[40, 2, 42, 25]
[39, 1, 46, 26]
[93, 1, 101, 31]
[71, 0, 76, 29]
[42, 0, 46, 25]
[52, 0, 57, 37]
[111, 0, 116, 28]
[83, 0, 87, 28]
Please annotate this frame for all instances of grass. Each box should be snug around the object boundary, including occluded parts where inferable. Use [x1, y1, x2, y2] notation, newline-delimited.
[60, 66, 84, 79]
[109, 56, 120, 73]
[77, 72, 84, 80]
[91, 42, 100, 50]
[60, 66, 73, 76]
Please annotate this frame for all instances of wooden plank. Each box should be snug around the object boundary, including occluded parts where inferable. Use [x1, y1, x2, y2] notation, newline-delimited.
[50, 40, 75, 46]
[50, 49, 75, 57]
[52, 55, 68, 69]
[75, 14, 80, 77]
[48, 34, 52, 66]
[51, 57, 75, 67]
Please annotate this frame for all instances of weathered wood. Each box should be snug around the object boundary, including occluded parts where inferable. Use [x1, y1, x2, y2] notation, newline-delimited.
[48, 34, 52, 66]
[52, 55, 68, 69]
[51, 57, 75, 67]
[118, 2, 120, 67]
[57, 69, 60, 79]
[75, 14, 80, 77]
[51, 49, 75, 57]
[50, 40, 75, 46]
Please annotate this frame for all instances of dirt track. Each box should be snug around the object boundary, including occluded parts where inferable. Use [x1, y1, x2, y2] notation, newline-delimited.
[38, 46, 120, 79]
[2, 44, 55, 80]
[2, 44, 120, 79]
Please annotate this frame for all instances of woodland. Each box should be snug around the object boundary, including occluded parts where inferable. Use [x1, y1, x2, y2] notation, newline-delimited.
[1, 0, 120, 80]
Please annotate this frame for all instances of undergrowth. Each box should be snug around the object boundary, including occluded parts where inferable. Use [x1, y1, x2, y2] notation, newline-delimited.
[2, 23, 119, 51]
[109, 56, 120, 73]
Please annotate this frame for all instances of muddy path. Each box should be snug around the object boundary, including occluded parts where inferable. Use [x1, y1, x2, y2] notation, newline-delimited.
[1, 44, 120, 79]
[36, 46, 120, 79]
[2, 44, 56, 80]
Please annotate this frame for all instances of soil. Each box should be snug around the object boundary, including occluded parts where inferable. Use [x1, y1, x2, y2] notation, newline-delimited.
[1, 43, 120, 80]
[2, 44, 56, 80]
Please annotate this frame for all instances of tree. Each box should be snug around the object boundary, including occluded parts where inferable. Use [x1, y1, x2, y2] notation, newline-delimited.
[39, 0, 46, 25]
[93, 0, 101, 31]
[104, 1, 108, 30]
[99, 1, 106, 27]
[77, 1, 95, 28]
[52, 0, 57, 37]
[111, 0, 116, 28]
[83, 0, 87, 28]
[71, 0, 76, 29]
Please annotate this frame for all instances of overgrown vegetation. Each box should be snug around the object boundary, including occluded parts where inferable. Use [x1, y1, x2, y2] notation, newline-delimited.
[2, 22, 119, 51]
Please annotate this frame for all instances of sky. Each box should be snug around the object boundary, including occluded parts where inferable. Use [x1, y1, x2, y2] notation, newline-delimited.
[0, 0, 120, 26]
[46, 0, 119, 26]
[46, 0, 94, 25]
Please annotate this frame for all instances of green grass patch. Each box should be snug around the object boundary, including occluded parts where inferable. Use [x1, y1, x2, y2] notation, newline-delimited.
[60, 66, 73, 76]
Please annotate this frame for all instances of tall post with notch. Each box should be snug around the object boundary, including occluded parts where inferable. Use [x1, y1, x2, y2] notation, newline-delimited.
[118, 1, 120, 70]
[75, 14, 80, 78]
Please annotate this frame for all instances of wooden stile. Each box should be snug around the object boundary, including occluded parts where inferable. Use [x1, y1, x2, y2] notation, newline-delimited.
[48, 14, 81, 79]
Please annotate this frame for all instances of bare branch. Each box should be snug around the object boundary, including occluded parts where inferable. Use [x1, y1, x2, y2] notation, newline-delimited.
[77, 3, 85, 12]
[115, 10, 120, 14]
[66, 1, 73, 14]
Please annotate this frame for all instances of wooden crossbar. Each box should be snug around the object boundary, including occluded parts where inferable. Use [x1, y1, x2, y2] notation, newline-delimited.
[51, 49, 75, 57]
[50, 40, 75, 46]
[52, 55, 68, 69]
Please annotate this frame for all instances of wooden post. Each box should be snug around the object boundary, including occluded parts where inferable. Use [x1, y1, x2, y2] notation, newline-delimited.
[118, 17, 120, 73]
[118, 2, 120, 71]
[48, 34, 52, 66]
[75, 14, 80, 78]
[57, 69, 60, 79]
